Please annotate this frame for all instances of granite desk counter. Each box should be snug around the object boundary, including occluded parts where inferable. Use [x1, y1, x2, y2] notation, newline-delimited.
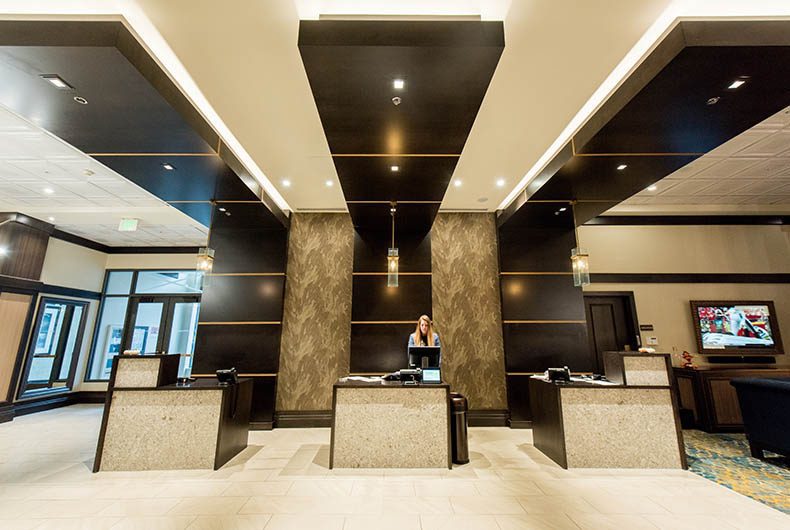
[330, 380, 451, 469]
[529, 378, 686, 469]
[94, 355, 252, 472]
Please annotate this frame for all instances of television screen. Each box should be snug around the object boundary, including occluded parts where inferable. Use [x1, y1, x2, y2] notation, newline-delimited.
[691, 301, 784, 355]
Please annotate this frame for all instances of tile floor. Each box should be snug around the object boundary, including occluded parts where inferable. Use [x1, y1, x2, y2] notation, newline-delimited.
[0, 404, 787, 529]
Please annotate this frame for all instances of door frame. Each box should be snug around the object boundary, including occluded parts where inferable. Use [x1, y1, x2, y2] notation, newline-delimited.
[15, 296, 89, 399]
[583, 291, 641, 372]
[121, 295, 201, 354]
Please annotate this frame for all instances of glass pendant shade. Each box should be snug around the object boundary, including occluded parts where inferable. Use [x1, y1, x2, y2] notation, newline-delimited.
[571, 247, 590, 287]
[387, 247, 399, 287]
[196, 247, 215, 273]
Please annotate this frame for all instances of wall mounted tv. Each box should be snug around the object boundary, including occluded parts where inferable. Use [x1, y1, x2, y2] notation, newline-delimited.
[690, 301, 784, 356]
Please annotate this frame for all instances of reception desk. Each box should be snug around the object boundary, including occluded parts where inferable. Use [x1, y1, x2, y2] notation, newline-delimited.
[530, 353, 686, 469]
[94, 355, 251, 472]
[330, 380, 451, 469]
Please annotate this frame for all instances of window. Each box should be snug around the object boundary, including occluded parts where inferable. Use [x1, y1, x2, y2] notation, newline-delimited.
[17, 297, 88, 398]
[85, 270, 202, 381]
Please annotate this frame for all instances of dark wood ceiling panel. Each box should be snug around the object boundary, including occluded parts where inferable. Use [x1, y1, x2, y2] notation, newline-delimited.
[577, 46, 790, 155]
[530, 155, 698, 201]
[299, 20, 503, 233]
[299, 21, 503, 155]
[334, 156, 457, 202]
[0, 47, 214, 154]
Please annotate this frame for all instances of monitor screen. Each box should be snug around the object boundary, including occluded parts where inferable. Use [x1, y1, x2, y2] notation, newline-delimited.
[691, 301, 784, 355]
[422, 368, 441, 383]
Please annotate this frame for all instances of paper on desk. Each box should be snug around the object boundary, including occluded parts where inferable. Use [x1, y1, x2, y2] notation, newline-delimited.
[340, 376, 383, 383]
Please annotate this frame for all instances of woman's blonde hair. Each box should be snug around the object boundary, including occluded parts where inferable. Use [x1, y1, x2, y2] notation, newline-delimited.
[413, 315, 436, 346]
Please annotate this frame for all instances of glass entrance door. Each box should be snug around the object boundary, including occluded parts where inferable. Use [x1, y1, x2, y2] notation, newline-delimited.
[122, 296, 200, 375]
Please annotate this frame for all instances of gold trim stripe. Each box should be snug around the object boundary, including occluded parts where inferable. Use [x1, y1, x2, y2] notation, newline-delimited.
[506, 372, 593, 376]
[353, 272, 431, 276]
[198, 321, 281, 325]
[346, 200, 442, 204]
[501, 272, 572, 276]
[87, 152, 218, 157]
[332, 153, 460, 158]
[192, 373, 277, 377]
[207, 273, 285, 276]
[503, 320, 586, 324]
[349, 373, 386, 376]
[351, 321, 415, 324]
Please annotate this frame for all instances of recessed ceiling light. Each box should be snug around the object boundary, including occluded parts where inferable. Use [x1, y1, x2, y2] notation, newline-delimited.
[43, 187, 54, 194]
[40, 74, 73, 90]
[48, 216, 55, 222]
[0, 246, 8, 256]
[496, 178, 505, 187]
[559, 207, 567, 212]
[617, 164, 628, 171]
[73, 96, 88, 105]
[218, 207, 226, 212]
[282, 179, 291, 187]
[390, 165, 399, 172]
[728, 78, 748, 90]
[325, 180, 334, 187]
[162, 163, 175, 171]
[454, 180, 462, 187]
[393, 79, 405, 90]
[647, 185, 658, 191]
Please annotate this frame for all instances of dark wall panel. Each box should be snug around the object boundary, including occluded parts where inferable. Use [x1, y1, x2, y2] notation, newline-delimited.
[0, 222, 50, 281]
[351, 275, 432, 322]
[210, 228, 288, 274]
[251, 377, 277, 427]
[199, 276, 285, 323]
[350, 323, 414, 373]
[354, 230, 432, 273]
[500, 275, 586, 321]
[503, 323, 592, 373]
[499, 227, 578, 273]
[193, 324, 281, 373]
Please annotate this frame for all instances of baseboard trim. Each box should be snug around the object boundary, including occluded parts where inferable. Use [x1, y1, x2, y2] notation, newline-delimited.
[14, 394, 72, 416]
[508, 420, 533, 429]
[275, 410, 333, 428]
[250, 421, 274, 430]
[468, 409, 509, 427]
[0, 403, 13, 424]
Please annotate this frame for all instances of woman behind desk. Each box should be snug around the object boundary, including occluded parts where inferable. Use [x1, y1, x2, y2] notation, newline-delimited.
[409, 314, 440, 347]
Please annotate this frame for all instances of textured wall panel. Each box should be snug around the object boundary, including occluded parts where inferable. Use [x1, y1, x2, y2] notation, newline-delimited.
[277, 214, 354, 411]
[431, 213, 506, 410]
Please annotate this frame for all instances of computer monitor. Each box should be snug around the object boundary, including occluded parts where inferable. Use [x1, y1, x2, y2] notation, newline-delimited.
[408, 346, 441, 369]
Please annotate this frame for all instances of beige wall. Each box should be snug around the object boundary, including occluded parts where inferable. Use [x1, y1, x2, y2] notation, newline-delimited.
[580, 224, 790, 368]
[105, 253, 198, 270]
[431, 213, 507, 410]
[578, 225, 790, 273]
[40, 239, 107, 292]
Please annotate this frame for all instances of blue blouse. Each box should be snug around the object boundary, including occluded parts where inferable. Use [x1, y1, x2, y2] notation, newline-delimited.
[408, 333, 440, 348]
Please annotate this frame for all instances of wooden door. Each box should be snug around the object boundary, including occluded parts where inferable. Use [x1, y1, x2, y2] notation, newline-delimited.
[584, 294, 639, 373]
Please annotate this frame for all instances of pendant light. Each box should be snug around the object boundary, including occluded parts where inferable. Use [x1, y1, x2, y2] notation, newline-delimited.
[196, 247, 215, 273]
[388, 202, 399, 287]
[569, 201, 590, 287]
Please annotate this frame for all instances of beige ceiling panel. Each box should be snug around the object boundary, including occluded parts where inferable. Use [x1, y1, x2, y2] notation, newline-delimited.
[689, 158, 763, 179]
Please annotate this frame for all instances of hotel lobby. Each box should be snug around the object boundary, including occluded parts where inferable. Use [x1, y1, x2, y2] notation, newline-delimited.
[0, 1, 789, 529]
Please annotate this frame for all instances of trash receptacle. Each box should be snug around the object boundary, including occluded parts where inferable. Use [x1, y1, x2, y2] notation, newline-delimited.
[449, 392, 469, 465]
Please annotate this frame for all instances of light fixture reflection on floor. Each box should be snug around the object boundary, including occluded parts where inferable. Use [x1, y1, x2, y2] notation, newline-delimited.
[388, 202, 398, 288]
[571, 247, 590, 287]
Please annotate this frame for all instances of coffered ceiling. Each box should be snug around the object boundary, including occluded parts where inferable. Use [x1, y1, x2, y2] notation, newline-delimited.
[0, 104, 208, 247]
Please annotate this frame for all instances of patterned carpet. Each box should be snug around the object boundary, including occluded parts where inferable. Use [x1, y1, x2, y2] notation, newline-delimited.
[684, 429, 790, 514]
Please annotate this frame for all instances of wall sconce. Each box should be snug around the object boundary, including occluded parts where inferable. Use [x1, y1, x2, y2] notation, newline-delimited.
[388, 202, 398, 287]
[196, 247, 215, 273]
[571, 247, 590, 287]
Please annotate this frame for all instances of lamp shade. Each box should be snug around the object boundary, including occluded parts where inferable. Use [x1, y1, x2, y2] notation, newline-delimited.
[571, 247, 590, 287]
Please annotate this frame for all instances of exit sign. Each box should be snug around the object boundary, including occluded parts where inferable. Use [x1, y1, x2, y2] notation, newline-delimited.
[118, 218, 139, 232]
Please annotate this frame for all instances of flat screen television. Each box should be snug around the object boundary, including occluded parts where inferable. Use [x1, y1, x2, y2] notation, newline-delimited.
[690, 301, 784, 356]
